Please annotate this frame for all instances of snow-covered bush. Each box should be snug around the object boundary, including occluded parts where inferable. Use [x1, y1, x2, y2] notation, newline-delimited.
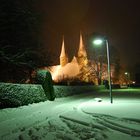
[54, 85, 100, 97]
[0, 83, 47, 109]
[0, 82, 100, 109]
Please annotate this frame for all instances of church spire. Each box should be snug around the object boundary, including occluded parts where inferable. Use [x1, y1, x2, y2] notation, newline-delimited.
[60, 36, 68, 66]
[78, 32, 87, 57]
[77, 32, 88, 66]
[60, 36, 66, 57]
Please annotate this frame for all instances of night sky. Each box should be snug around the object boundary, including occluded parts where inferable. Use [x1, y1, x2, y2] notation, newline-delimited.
[37, 0, 140, 74]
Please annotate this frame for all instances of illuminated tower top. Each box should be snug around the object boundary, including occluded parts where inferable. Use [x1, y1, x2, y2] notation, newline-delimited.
[60, 36, 68, 66]
[60, 36, 66, 57]
[78, 33, 87, 57]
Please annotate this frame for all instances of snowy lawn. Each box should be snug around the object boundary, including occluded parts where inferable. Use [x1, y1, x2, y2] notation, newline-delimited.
[0, 88, 140, 140]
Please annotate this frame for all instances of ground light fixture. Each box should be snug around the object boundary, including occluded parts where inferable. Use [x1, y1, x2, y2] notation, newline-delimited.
[93, 38, 113, 104]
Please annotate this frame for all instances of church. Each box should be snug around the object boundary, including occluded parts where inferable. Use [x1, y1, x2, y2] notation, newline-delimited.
[39, 33, 114, 85]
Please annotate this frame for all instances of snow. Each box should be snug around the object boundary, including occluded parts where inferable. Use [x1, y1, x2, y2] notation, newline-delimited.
[0, 90, 140, 140]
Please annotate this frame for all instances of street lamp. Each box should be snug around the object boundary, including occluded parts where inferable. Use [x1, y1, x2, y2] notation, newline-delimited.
[93, 38, 113, 103]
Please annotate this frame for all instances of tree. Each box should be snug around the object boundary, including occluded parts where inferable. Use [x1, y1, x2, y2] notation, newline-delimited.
[0, 0, 52, 83]
[42, 71, 55, 101]
[86, 33, 121, 84]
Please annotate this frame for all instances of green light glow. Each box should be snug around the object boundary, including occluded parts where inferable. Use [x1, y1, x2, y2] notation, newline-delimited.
[93, 39, 103, 45]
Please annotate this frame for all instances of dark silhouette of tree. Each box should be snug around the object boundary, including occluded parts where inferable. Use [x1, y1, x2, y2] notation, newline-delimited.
[0, 0, 52, 83]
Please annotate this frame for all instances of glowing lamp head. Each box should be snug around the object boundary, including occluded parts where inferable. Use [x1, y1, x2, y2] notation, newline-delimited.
[125, 72, 128, 75]
[93, 39, 103, 45]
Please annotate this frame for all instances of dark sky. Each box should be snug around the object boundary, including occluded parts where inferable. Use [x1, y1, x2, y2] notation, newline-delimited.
[37, 0, 140, 73]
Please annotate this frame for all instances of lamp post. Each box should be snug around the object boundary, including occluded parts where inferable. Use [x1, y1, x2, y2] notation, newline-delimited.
[93, 38, 113, 103]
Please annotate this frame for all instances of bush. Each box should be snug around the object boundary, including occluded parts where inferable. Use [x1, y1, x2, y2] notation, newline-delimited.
[0, 83, 47, 109]
[42, 71, 55, 101]
[111, 84, 121, 89]
[54, 78, 94, 86]
[0, 95, 21, 109]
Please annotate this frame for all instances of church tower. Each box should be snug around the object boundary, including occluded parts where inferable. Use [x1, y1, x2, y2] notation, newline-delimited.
[77, 33, 88, 66]
[60, 37, 68, 66]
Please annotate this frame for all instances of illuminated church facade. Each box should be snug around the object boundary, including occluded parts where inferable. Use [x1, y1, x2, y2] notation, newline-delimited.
[42, 33, 114, 85]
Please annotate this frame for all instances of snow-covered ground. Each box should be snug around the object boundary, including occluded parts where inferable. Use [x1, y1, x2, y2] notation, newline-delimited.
[0, 90, 140, 140]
